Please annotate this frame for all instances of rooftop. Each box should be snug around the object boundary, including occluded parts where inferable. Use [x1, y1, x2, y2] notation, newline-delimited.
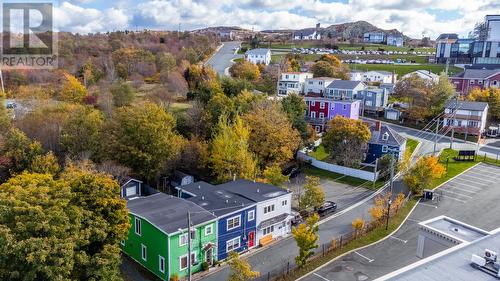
[452, 69, 500, 79]
[368, 122, 406, 147]
[293, 28, 317, 37]
[217, 179, 290, 203]
[423, 216, 489, 243]
[245, 48, 271, 56]
[127, 193, 216, 234]
[436, 33, 459, 41]
[327, 80, 365, 89]
[445, 100, 489, 111]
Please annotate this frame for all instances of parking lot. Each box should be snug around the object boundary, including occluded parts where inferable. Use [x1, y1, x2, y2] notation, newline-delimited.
[302, 163, 500, 281]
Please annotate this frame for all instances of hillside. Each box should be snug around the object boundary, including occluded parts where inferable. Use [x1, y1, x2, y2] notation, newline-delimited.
[322, 20, 407, 40]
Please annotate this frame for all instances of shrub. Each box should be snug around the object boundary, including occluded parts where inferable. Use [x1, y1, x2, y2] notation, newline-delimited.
[201, 261, 209, 271]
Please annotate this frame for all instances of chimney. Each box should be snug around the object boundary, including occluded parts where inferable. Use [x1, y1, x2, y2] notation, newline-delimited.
[375, 121, 382, 132]
[257, 188, 260, 193]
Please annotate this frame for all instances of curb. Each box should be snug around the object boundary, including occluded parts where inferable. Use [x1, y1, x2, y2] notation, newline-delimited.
[203, 43, 224, 66]
[297, 197, 421, 281]
[431, 162, 481, 191]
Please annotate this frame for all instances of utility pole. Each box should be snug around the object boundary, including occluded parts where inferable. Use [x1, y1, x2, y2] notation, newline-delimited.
[389, 154, 395, 194]
[385, 199, 392, 230]
[373, 158, 379, 189]
[434, 118, 439, 154]
[187, 211, 192, 281]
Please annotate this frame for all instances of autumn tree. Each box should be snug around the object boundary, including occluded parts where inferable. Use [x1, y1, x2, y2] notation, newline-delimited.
[404, 156, 445, 195]
[352, 218, 365, 238]
[156, 52, 177, 73]
[229, 60, 260, 81]
[1, 128, 44, 175]
[102, 102, 183, 180]
[262, 164, 289, 187]
[322, 116, 371, 167]
[0, 91, 10, 133]
[430, 72, 455, 114]
[60, 73, 87, 103]
[468, 88, 500, 120]
[110, 80, 135, 107]
[209, 116, 258, 183]
[299, 176, 325, 211]
[203, 92, 236, 136]
[281, 93, 310, 142]
[221, 77, 255, 97]
[30, 151, 60, 175]
[185, 65, 222, 103]
[311, 55, 349, 79]
[292, 213, 320, 267]
[395, 74, 442, 123]
[227, 251, 260, 281]
[369, 192, 392, 223]
[243, 101, 301, 167]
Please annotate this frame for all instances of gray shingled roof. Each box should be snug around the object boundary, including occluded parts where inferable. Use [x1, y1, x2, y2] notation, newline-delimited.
[245, 48, 271, 56]
[445, 100, 488, 111]
[127, 193, 216, 234]
[218, 179, 290, 202]
[293, 28, 317, 37]
[327, 80, 364, 90]
[179, 181, 255, 217]
[369, 123, 406, 146]
[452, 69, 500, 79]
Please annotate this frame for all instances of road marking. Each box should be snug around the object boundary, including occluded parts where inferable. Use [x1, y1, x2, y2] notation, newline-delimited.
[313, 273, 332, 281]
[462, 173, 498, 182]
[445, 186, 478, 194]
[441, 194, 467, 203]
[440, 189, 473, 198]
[446, 181, 483, 190]
[418, 202, 438, 208]
[407, 218, 421, 223]
[354, 251, 374, 262]
[389, 236, 408, 243]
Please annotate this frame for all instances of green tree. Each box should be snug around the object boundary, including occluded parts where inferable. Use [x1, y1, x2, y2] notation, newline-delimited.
[103, 102, 183, 180]
[203, 92, 236, 136]
[311, 57, 350, 80]
[0, 91, 10, 133]
[227, 251, 260, 281]
[61, 106, 104, 159]
[229, 61, 260, 81]
[60, 73, 87, 103]
[404, 156, 445, 195]
[156, 52, 177, 73]
[322, 116, 371, 167]
[209, 116, 258, 183]
[1, 128, 44, 174]
[110, 80, 135, 107]
[221, 77, 255, 97]
[281, 94, 310, 141]
[30, 151, 60, 175]
[299, 176, 325, 211]
[431, 72, 455, 114]
[243, 101, 301, 167]
[262, 164, 289, 187]
[292, 213, 319, 267]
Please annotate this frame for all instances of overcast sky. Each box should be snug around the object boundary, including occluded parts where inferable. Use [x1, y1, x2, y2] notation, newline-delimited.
[54, 0, 500, 39]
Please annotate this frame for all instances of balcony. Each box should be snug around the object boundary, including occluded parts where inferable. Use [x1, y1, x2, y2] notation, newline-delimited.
[305, 116, 328, 125]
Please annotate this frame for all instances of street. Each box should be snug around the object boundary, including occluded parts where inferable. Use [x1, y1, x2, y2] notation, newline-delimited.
[205, 41, 242, 76]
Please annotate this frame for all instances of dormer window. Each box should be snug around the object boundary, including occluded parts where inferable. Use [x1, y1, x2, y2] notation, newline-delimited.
[382, 132, 389, 141]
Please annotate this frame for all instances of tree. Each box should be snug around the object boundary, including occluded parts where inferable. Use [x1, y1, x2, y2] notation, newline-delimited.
[229, 61, 260, 81]
[262, 164, 289, 187]
[203, 92, 236, 137]
[281, 94, 310, 141]
[243, 101, 301, 167]
[468, 88, 500, 120]
[395, 75, 435, 123]
[404, 156, 445, 195]
[156, 52, 177, 73]
[311, 61, 335, 77]
[60, 73, 87, 103]
[30, 151, 60, 175]
[311, 56, 349, 80]
[209, 116, 258, 183]
[369, 192, 391, 223]
[430, 72, 455, 114]
[0, 91, 11, 133]
[351, 218, 365, 238]
[299, 176, 325, 211]
[292, 213, 319, 267]
[221, 77, 255, 97]
[102, 102, 183, 180]
[227, 251, 260, 281]
[322, 116, 371, 167]
[110, 80, 135, 107]
[61, 106, 104, 159]
[1, 128, 44, 175]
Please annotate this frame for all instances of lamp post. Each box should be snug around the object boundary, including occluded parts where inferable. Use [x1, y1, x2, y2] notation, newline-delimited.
[385, 199, 392, 231]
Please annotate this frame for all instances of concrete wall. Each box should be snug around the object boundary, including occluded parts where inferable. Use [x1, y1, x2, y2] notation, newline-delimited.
[298, 151, 378, 181]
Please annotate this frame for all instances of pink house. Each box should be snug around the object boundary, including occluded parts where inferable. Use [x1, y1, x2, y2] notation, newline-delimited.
[305, 93, 360, 132]
[450, 69, 500, 96]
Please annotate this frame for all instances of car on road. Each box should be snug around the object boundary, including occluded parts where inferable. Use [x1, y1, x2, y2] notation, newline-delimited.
[316, 201, 337, 216]
[282, 164, 300, 178]
[291, 210, 303, 226]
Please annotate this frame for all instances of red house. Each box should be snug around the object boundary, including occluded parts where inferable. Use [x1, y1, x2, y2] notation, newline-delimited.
[450, 69, 500, 95]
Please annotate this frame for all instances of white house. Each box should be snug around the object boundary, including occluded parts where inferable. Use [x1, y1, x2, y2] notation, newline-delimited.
[387, 34, 404, 47]
[277, 72, 314, 96]
[442, 100, 489, 136]
[349, 71, 364, 81]
[293, 24, 321, 40]
[304, 77, 338, 95]
[402, 70, 440, 83]
[245, 48, 271, 65]
[362, 71, 397, 84]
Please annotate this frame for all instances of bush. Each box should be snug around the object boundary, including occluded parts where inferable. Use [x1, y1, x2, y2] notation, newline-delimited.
[169, 273, 179, 281]
[201, 261, 209, 271]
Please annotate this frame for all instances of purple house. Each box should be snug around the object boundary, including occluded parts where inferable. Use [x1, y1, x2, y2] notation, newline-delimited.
[305, 94, 361, 132]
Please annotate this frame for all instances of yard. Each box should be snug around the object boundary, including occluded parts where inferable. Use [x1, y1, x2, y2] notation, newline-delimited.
[308, 144, 330, 161]
[405, 138, 419, 155]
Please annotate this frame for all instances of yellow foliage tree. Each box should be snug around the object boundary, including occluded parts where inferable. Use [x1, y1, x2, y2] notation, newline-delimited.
[227, 251, 260, 281]
[60, 73, 87, 103]
[292, 213, 320, 267]
[404, 156, 445, 195]
[352, 218, 365, 237]
[229, 60, 260, 81]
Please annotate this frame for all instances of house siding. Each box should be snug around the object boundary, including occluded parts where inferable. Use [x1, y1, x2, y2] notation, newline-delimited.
[217, 206, 257, 260]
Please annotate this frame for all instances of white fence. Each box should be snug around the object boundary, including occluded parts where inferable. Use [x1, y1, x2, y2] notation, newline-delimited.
[298, 151, 379, 181]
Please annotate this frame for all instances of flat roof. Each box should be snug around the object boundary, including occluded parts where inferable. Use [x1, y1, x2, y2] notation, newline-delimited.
[217, 179, 290, 202]
[424, 216, 488, 242]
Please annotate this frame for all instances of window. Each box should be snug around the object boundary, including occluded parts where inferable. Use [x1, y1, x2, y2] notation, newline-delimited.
[315, 126, 321, 132]
[382, 146, 388, 153]
[226, 237, 241, 252]
[135, 217, 142, 236]
[320, 102, 325, 109]
[311, 112, 316, 118]
[308, 81, 313, 85]
[205, 225, 213, 236]
[311, 101, 315, 106]
[179, 233, 188, 246]
[470, 80, 475, 84]
[319, 112, 324, 119]
[343, 104, 347, 110]
[366, 100, 373, 107]
[263, 225, 274, 235]
[159, 256, 165, 273]
[227, 215, 241, 231]
[468, 121, 479, 127]
[382, 132, 389, 141]
[180, 252, 197, 270]
[478, 81, 483, 84]
[248, 210, 255, 221]
[282, 200, 288, 206]
[141, 244, 147, 261]
[264, 204, 275, 214]
[494, 80, 498, 86]
[366, 92, 372, 97]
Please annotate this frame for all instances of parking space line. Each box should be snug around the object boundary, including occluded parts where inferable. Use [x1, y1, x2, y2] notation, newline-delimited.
[463, 173, 499, 181]
[459, 174, 497, 183]
[354, 251, 374, 262]
[444, 186, 478, 194]
[407, 218, 421, 223]
[474, 165, 500, 173]
[441, 189, 473, 198]
[446, 181, 484, 190]
[441, 194, 467, 203]
[313, 273, 332, 281]
[418, 202, 438, 208]
[389, 236, 408, 243]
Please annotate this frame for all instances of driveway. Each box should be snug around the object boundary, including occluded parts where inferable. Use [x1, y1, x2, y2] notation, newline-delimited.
[205, 41, 243, 76]
[301, 163, 500, 281]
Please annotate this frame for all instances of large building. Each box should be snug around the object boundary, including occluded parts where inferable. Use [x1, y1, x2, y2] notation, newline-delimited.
[244, 48, 271, 65]
[363, 31, 386, 44]
[277, 72, 314, 96]
[442, 100, 489, 136]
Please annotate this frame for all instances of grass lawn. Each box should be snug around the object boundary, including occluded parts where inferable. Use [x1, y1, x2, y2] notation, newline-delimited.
[303, 165, 386, 190]
[282, 198, 418, 281]
[233, 58, 243, 63]
[308, 144, 330, 161]
[405, 138, 420, 155]
[350, 64, 463, 77]
[168, 102, 192, 114]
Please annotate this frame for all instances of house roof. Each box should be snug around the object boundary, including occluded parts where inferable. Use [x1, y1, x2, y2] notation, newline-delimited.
[436, 33, 459, 40]
[366, 70, 393, 76]
[179, 181, 255, 217]
[217, 179, 290, 203]
[127, 193, 216, 234]
[364, 31, 385, 36]
[326, 80, 365, 90]
[245, 48, 271, 56]
[368, 123, 406, 147]
[293, 28, 317, 37]
[451, 69, 500, 80]
[445, 100, 489, 111]
[403, 70, 439, 79]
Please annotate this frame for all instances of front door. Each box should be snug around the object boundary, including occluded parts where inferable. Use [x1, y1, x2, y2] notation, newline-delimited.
[248, 231, 255, 248]
[205, 248, 213, 265]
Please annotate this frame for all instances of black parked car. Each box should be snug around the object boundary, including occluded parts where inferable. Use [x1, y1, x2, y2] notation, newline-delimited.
[317, 201, 337, 216]
[282, 164, 300, 179]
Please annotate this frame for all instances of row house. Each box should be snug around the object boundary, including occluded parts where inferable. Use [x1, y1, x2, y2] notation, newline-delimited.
[277, 72, 313, 96]
[304, 77, 338, 95]
[305, 93, 360, 132]
[356, 88, 389, 115]
[442, 100, 489, 136]
[325, 80, 366, 100]
[365, 121, 407, 164]
[449, 69, 500, 95]
[361, 70, 397, 84]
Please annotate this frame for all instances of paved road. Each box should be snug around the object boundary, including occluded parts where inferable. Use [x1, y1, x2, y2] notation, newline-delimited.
[205, 41, 242, 76]
[302, 163, 500, 281]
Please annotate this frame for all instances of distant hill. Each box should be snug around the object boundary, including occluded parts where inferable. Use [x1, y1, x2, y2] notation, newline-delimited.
[322, 21, 408, 40]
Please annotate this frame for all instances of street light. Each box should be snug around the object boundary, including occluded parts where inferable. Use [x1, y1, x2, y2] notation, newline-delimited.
[385, 199, 392, 231]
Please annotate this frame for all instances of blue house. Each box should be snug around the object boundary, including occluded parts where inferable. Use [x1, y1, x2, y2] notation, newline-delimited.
[365, 122, 407, 164]
[177, 182, 257, 260]
[354, 88, 389, 115]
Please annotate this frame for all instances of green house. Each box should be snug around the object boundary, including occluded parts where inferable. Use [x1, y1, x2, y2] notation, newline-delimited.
[122, 193, 217, 280]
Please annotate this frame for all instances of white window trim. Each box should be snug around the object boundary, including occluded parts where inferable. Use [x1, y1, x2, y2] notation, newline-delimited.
[179, 233, 188, 246]
[179, 251, 197, 271]
[159, 255, 165, 273]
[135, 217, 141, 236]
[227, 215, 241, 231]
[226, 237, 241, 253]
[205, 225, 213, 236]
[248, 210, 255, 221]
[141, 244, 147, 261]
[320, 102, 325, 109]
[382, 145, 388, 153]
